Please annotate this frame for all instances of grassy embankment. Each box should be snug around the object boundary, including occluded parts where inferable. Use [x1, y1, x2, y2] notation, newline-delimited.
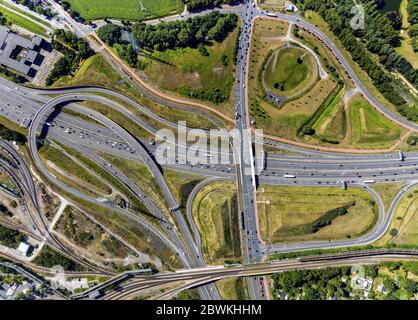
[248, 18, 338, 140]
[0, 6, 48, 36]
[54, 54, 219, 130]
[193, 181, 241, 264]
[348, 95, 403, 149]
[39, 144, 112, 197]
[263, 46, 316, 96]
[140, 24, 240, 120]
[257, 185, 378, 243]
[378, 186, 418, 245]
[216, 277, 248, 300]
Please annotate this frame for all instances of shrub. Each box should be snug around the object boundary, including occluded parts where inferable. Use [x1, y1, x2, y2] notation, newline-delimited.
[390, 228, 398, 237]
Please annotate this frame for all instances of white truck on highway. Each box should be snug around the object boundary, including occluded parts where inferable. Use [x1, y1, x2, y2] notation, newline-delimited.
[363, 180, 375, 184]
[284, 174, 296, 178]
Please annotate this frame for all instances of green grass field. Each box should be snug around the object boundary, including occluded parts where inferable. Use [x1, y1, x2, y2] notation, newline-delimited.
[67, 0, 184, 21]
[349, 95, 402, 148]
[372, 183, 406, 212]
[257, 185, 378, 243]
[379, 187, 418, 245]
[248, 18, 338, 140]
[264, 47, 315, 96]
[0, 0, 53, 28]
[313, 99, 346, 140]
[217, 277, 248, 300]
[193, 181, 241, 264]
[54, 54, 221, 130]
[0, 7, 48, 36]
[141, 25, 239, 115]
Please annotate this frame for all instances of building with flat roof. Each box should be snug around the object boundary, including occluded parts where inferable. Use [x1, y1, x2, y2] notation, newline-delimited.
[0, 25, 44, 76]
[18, 241, 32, 256]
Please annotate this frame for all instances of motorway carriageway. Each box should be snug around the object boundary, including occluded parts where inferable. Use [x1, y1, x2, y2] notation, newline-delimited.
[28, 93, 221, 299]
[3, 72, 418, 272]
[0, 63, 416, 184]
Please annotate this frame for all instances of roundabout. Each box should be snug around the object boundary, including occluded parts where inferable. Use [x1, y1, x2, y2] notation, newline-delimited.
[262, 45, 319, 106]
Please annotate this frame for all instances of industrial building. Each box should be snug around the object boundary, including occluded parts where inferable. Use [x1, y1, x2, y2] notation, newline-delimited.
[0, 25, 45, 77]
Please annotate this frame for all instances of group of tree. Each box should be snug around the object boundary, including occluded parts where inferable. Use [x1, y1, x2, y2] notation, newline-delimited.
[0, 65, 26, 84]
[271, 268, 351, 300]
[304, 0, 417, 120]
[360, 1, 417, 88]
[180, 87, 230, 104]
[96, 12, 238, 72]
[46, 29, 94, 85]
[0, 12, 6, 26]
[59, 1, 84, 22]
[115, 43, 144, 69]
[13, 0, 56, 19]
[305, 204, 351, 234]
[0, 123, 26, 145]
[96, 24, 144, 69]
[32, 247, 82, 271]
[407, 0, 418, 52]
[184, 0, 238, 11]
[97, 24, 123, 46]
[0, 225, 24, 249]
[131, 11, 238, 51]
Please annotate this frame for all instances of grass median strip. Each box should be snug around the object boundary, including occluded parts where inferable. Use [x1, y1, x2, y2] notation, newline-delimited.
[39, 143, 112, 197]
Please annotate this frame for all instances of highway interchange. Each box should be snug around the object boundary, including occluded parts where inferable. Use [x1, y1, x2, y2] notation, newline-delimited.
[0, 0, 417, 300]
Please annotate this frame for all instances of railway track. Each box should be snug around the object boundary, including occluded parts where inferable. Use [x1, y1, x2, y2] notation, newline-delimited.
[76, 248, 418, 300]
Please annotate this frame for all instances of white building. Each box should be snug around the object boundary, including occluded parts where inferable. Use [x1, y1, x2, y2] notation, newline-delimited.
[18, 241, 32, 256]
[285, 1, 299, 12]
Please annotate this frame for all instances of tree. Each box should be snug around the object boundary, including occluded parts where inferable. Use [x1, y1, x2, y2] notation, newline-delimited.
[186, 0, 238, 11]
[301, 125, 315, 136]
[69, 10, 79, 19]
[116, 44, 138, 67]
[390, 228, 398, 237]
[386, 11, 402, 30]
[197, 43, 209, 56]
[62, 1, 70, 11]
[9, 200, 17, 209]
[131, 12, 238, 52]
[221, 54, 229, 65]
[407, 135, 417, 146]
[97, 24, 123, 46]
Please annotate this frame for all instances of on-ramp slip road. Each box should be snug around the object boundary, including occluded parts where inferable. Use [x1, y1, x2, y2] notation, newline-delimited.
[27, 93, 221, 299]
